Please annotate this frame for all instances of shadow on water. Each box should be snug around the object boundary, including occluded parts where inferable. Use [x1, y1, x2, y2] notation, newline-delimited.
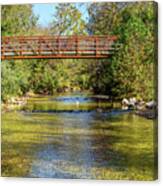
[1, 94, 156, 180]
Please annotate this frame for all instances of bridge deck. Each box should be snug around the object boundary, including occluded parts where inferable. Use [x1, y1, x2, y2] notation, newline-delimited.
[1, 35, 117, 60]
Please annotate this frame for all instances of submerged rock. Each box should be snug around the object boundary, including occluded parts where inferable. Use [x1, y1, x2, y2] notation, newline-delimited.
[135, 109, 157, 119]
[122, 105, 129, 110]
[96, 108, 103, 112]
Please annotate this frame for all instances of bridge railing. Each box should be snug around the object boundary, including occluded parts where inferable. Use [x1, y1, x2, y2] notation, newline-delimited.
[1, 35, 118, 59]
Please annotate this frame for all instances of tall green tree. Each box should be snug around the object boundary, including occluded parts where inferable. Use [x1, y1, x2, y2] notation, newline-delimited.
[1, 5, 38, 36]
[88, 2, 157, 100]
[88, 2, 124, 35]
[1, 5, 38, 101]
[111, 2, 157, 100]
[50, 3, 91, 92]
[50, 3, 87, 35]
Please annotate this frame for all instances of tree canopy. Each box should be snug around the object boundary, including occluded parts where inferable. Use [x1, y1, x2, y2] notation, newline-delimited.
[1, 5, 38, 36]
[50, 3, 87, 35]
[1, 2, 157, 102]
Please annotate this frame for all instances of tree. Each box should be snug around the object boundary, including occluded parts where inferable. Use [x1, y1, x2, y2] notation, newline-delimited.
[88, 2, 124, 35]
[1, 61, 31, 102]
[1, 2, 157, 101]
[50, 3, 87, 35]
[111, 2, 157, 100]
[1, 5, 38, 36]
[50, 3, 91, 92]
[87, 2, 157, 100]
[1, 5, 38, 101]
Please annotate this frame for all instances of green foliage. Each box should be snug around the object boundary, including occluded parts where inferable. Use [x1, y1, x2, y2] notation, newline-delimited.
[27, 60, 58, 94]
[1, 4, 38, 101]
[112, 2, 156, 100]
[1, 61, 31, 102]
[88, 1, 157, 100]
[50, 3, 87, 35]
[88, 2, 123, 35]
[1, 5, 38, 36]
[1, 2, 157, 102]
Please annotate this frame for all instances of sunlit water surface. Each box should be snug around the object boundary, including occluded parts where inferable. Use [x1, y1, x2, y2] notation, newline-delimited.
[2, 95, 157, 180]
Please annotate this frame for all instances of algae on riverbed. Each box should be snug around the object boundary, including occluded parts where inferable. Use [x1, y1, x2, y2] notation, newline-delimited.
[1, 96, 157, 180]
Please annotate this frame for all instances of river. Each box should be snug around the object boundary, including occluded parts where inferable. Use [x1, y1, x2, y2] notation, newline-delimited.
[1, 94, 157, 180]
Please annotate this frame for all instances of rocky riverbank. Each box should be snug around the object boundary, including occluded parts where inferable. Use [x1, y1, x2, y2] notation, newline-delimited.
[2, 94, 157, 120]
[121, 98, 157, 119]
[135, 109, 157, 120]
[2, 97, 27, 112]
[1, 91, 38, 112]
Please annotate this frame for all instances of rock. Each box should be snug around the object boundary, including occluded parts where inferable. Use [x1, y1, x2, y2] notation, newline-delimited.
[136, 101, 145, 110]
[122, 98, 129, 110]
[7, 96, 27, 106]
[96, 108, 103, 112]
[64, 87, 70, 92]
[135, 109, 157, 119]
[129, 97, 137, 107]
[122, 105, 129, 110]
[146, 100, 157, 109]
[25, 90, 35, 97]
[122, 98, 129, 106]
[122, 97, 137, 109]
[17, 100, 27, 106]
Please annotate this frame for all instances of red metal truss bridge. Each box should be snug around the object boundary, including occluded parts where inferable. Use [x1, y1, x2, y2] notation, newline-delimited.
[1, 35, 118, 60]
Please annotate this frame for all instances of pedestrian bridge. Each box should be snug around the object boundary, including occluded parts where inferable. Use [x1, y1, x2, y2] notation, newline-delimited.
[1, 35, 118, 60]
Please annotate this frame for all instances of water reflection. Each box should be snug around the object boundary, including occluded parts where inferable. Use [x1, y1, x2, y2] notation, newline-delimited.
[29, 111, 125, 178]
[25, 94, 118, 113]
[52, 96, 93, 103]
[2, 95, 156, 180]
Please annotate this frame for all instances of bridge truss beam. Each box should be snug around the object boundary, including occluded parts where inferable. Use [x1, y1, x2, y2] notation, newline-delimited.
[1, 35, 117, 60]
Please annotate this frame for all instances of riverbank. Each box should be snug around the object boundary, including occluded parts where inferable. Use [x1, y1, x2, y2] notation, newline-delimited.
[1, 91, 42, 112]
[1, 93, 157, 120]
[135, 109, 157, 120]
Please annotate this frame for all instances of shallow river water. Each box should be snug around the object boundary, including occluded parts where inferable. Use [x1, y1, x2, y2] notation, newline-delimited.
[1, 94, 157, 180]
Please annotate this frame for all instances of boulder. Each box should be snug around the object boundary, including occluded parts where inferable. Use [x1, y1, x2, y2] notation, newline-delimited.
[25, 90, 35, 97]
[136, 101, 145, 110]
[122, 105, 129, 110]
[122, 98, 129, 106]
[129, 97, 137, 107]
[122, 97, 137, 109]
[146, 101, 157, 109]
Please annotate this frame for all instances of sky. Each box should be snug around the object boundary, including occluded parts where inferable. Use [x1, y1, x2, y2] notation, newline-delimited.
[32, 4, 55, 27]
[32, 3, 89, 27]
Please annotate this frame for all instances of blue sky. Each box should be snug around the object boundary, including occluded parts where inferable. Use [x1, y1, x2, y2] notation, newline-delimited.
[33, 4, 55, 27]
[32, 3, 89, 27]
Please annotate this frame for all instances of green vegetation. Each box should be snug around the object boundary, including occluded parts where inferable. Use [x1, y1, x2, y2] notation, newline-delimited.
[1, 2, 157, 180]
[1, 5, 38, 36]
[88, 2, 157, 99]
[1, 2, 157, 102]
[50, 3, 87, 35]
